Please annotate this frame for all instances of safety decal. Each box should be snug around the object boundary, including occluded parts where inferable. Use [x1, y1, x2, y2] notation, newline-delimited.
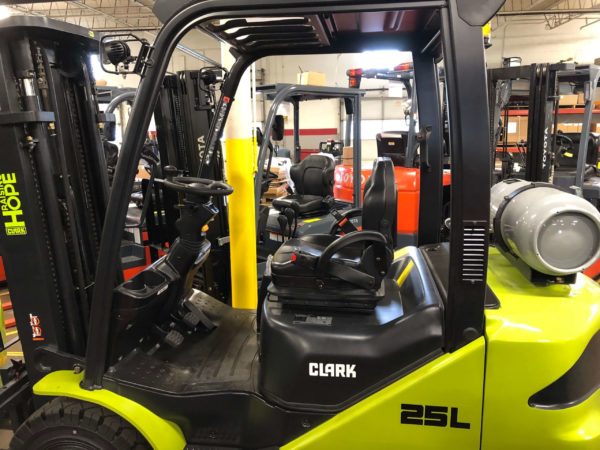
[0, 173, 27, 236]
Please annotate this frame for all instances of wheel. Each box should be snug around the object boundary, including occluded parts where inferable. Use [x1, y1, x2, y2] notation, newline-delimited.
[10, 397, 150, 450]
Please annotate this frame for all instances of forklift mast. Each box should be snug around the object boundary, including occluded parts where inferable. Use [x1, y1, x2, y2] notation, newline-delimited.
[0, 17, 108, 384]
[488, 63, 569, 183]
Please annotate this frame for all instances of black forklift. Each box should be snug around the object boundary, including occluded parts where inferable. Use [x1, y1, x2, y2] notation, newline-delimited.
[488, 62, 600, 200]
[254, 84, 365, 249]
[3, 1, 600, 450]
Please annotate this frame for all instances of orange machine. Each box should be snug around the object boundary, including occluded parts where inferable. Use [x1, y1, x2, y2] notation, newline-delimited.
[334, 164, 451, 244]
[583, 257, 600, 281]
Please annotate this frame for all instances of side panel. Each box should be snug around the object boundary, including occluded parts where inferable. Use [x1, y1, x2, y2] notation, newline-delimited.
[284, 338, 485, 450]
[483, 249, 600, 450]
[34, 371, 186, 450]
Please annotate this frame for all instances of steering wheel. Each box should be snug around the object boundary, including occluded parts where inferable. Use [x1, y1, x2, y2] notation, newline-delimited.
[555, 133, 574, 153]
[163, 176, 233, 197]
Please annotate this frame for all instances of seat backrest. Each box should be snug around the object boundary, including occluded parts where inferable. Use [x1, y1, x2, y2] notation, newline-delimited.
[362, 157, 397, 246]
[289, 154, 335, 197]
[376, 132, 407, 167]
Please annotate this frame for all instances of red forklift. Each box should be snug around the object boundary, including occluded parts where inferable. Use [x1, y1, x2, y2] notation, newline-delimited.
[339, 62, 451, 245]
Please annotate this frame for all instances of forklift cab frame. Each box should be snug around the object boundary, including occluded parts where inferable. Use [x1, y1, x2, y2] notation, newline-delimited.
[82, 0, 498, 389]
[7, 1, 598, 449]
[256, 83, 363, 166]
[255, 84, 365, 246]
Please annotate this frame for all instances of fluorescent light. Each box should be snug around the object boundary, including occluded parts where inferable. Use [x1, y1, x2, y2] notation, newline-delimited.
[359, 50, 411, 70]
[0, 6, 12, 21]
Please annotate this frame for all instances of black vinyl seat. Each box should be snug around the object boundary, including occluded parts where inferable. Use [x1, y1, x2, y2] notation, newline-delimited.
[376, 132, 407, 167]
[268, 157, 397, 310]
[272, 154, 335, 216]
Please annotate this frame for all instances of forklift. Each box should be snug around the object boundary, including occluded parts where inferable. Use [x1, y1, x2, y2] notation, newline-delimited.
[2, 2, 600, 450]
[254, 84, 365, 249]
[343, 62, 452, 245]
[489, 62, 600, 279]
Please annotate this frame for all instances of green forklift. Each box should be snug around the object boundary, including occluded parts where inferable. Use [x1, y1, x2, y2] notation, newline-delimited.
[3, 1, 600, 449]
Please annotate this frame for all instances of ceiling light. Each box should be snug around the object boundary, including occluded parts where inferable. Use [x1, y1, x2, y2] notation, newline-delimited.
[0, 6, 12, 21]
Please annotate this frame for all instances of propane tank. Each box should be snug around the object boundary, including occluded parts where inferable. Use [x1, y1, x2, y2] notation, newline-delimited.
[491, 179, 600, 276]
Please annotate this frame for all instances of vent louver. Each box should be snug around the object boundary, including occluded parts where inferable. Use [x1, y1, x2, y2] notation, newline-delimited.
[461, 223, 486, 283]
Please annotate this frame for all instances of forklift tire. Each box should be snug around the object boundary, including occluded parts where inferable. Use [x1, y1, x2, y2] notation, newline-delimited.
[10, 397, 150, 450]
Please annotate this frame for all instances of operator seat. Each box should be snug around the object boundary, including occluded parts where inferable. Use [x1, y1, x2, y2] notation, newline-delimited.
[268, 157, 397, 310]
[272, 154, 335, 216]
[376, 132, 407, 166]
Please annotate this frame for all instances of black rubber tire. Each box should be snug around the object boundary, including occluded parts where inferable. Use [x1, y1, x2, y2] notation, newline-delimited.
[10, 397, 151, 450]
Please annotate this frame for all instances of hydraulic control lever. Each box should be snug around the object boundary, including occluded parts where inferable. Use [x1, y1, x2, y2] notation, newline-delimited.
[417, 126, 432, 172]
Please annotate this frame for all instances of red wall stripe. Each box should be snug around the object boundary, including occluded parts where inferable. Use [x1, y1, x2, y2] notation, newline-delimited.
[283, 128, 338, 136]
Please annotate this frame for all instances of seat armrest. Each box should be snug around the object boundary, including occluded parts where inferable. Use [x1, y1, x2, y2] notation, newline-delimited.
[317, 231, 388, 273]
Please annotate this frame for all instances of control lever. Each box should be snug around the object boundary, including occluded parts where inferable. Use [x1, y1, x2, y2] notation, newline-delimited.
[277, 214, 288, 242]
[417, 126, 432, 172]
[283, 208, 297, 239]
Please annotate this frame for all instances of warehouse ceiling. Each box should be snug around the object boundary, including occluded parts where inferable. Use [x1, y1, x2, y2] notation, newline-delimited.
[3, 0, 600, 33]
[496, 0, 600, 30]
[5, 1, 161, 32]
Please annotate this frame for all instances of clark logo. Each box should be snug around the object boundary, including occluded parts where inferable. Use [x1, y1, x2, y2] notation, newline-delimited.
[0, 173, 27, 236]
[308, 362, 356, 378]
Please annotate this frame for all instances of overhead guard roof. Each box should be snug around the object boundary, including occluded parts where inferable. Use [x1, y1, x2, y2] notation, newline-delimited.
[153, 0, 505, 58]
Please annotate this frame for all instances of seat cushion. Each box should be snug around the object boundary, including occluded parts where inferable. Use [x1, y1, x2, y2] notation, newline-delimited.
[272, 194, 326, 215]
[268, 232, 390, 309]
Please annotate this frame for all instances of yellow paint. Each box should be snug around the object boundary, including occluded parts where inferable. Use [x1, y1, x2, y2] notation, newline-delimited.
[284, 339, 485, 450]
[33, 370, 186, 450]
[482, 248, 600, 450]
[483, 22, 492, 39]
[396, 259, 415, 287]
[303, 218, 321, 223]
[225, 137, 258, 309]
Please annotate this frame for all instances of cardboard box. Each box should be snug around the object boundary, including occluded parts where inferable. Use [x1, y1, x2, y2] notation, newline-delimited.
[501, 116, 528, 143]
[558, 123, 582, 133]
[297, 71, 326, 86]
[559, 94, 579, 107]
[342, 145, 353, 161]
[577, 89, 600, 108]
[264, 181, 288, 199]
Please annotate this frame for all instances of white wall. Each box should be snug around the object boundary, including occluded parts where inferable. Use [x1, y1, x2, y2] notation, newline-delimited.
[256, 52, 413, 163]
[487, 19, 600, 67]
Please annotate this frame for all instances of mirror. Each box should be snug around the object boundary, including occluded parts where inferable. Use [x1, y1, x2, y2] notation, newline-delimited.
[271, 115, 285, 141]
